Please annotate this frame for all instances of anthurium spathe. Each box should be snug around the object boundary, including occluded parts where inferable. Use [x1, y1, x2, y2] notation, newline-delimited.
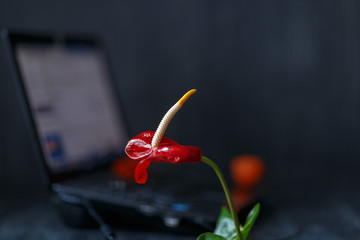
[125, 89, 201, 184]
[125, 131, 202, 184]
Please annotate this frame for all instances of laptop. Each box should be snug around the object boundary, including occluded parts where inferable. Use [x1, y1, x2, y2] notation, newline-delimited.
[1, 29, 224, 234]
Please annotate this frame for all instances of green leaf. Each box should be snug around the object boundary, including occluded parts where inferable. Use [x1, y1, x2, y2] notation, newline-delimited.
[240, 203, 260, 240]
[216, 206, 232, 226]
[213, 206, 236, 239]
[244, 203, 260, 228]
[197, 232, 228, 240]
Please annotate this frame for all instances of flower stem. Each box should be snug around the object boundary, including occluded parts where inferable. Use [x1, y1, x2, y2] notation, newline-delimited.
[201, 156, 242, 240]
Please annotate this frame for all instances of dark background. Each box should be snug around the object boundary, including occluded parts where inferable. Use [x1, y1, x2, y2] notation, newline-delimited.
[1, 0, 360, 192]
[0, 1, 360, 239]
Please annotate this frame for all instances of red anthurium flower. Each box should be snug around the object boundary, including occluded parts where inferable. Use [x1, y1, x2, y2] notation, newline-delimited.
[125, 89, 201, 184]
[126, 131, 201, 183]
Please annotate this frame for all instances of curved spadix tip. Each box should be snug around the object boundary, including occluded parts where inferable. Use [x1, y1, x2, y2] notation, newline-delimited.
[178, 89, 197, 106]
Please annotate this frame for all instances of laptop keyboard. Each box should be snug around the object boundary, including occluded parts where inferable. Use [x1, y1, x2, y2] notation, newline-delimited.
[54, 169, 223, 222]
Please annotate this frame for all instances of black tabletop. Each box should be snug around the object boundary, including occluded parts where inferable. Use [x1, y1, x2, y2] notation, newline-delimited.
[1, 179, 359, 240]
[0, 191, 195, 240]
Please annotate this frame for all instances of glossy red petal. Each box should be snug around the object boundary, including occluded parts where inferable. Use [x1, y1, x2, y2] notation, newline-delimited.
[125, 131, 155, 160]
[126, 131, 202, 183]
[148, 145, 202, 163]
[135, 159, 152, 184]
[125, 131, 180, 160]
[125, 138, 152, 160]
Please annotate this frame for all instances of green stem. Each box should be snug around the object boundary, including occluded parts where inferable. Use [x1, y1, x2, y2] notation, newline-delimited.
[201, 156, 242, 240]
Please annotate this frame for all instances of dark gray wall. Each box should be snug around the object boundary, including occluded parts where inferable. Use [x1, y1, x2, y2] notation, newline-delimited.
[1, 0, 360, 192]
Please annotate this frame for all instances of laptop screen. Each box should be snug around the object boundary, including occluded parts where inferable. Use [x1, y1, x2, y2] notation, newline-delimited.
[13, 36, 128, 175]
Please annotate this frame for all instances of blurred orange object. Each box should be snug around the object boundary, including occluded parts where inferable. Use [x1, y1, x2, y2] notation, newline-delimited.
[231, 188, 254, 211]
[111, 156, 138, 181]
[230, 154, 265, 190]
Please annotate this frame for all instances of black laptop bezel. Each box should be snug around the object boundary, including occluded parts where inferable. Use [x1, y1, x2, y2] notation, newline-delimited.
[1, 29, 131, 188]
